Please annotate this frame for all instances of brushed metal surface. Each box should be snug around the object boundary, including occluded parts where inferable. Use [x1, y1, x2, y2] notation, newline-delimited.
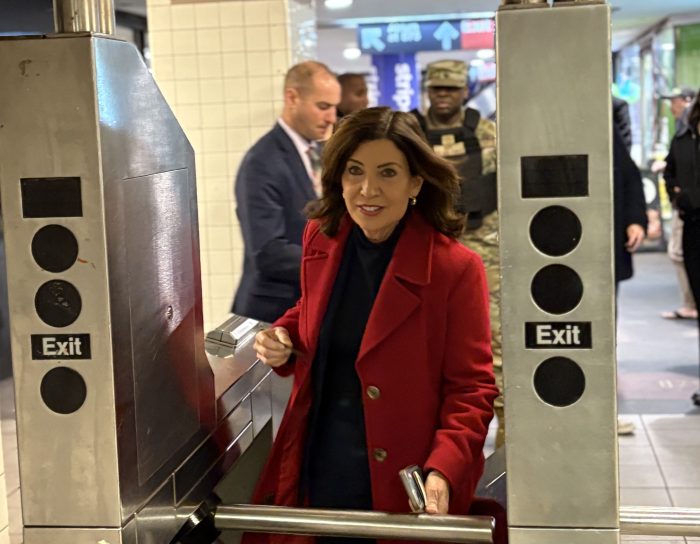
[496, 2, 619, 532]
[24, 525, 136, 544]
[216, 506, 495, 543]
[0, 35, 122, 527]
[509, 528, 618, 544]
[620, 506, 700, 537]
[122, 169, 201, 485]
[1, 31, 277, 544]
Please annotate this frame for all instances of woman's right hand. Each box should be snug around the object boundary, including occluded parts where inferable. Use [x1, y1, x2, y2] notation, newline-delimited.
[254, 327, 293, 368]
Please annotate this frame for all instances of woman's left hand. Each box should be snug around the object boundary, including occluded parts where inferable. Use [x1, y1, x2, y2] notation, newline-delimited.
[424, 470, 450, 515]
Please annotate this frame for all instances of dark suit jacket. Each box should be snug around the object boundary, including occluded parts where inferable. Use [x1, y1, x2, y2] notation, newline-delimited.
[613, 125, 647, 283]
[248, 212, 497, 543]
[232, 123, 316, 322]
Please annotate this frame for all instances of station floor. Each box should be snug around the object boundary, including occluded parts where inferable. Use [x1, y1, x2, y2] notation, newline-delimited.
[1, 251, 699, 543]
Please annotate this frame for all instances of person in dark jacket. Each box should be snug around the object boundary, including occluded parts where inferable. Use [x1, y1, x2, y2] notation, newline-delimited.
[613, 124, 648, 436]
[664, 91, 700, 406]
[613, 97, 633, 153]
[613, 125, 647, 285]
[232, 62, 340, 323]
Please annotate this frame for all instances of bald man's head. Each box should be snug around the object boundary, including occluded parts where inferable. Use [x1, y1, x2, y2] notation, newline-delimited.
[282, 61, 341, 141]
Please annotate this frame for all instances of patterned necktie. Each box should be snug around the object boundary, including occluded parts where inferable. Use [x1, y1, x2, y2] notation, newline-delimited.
[307, 144, 322, 197]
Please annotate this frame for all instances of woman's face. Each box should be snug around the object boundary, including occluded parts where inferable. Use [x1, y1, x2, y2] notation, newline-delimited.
[341, 139, 423, 243]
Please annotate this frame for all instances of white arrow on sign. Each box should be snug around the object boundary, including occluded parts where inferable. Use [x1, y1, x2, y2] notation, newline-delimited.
[433, 21, 459, 51]
[361, 27, 386, 52]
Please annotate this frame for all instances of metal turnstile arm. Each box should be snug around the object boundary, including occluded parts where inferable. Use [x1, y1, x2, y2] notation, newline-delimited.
[620, 506, 700, 537]
[213, 504, 494, 543]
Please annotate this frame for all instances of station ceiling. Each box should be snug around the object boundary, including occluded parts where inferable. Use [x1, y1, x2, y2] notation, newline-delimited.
[114, 0, 700, 50]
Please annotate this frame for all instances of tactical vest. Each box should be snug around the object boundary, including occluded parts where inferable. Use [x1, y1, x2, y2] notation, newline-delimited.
[412, 108, 497, 229]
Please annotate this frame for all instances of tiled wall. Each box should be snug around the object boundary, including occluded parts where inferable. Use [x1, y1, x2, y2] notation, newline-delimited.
[146, 0, 317, 329]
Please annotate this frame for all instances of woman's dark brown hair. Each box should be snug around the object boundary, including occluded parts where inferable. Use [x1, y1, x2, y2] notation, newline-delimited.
[307, 107, 465, 238]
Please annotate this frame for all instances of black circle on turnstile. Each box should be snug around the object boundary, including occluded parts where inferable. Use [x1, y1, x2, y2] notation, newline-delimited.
[40, 367, 87, 414]
[35, 280, 82, 327]
[31, 225, 79, 273]
[534, 357, 586, 407]
[529, 206, 582, 257]
[531, 264, 583, 314]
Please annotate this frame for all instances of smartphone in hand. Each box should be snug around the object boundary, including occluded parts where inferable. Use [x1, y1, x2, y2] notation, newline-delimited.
[399, 465, 427, 513]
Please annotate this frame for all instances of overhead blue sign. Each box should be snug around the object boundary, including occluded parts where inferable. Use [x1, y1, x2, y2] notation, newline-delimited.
[371, 53, 420, 112]
[359, 19, 494, 55]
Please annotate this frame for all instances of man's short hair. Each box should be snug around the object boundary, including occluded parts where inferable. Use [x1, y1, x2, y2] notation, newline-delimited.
[284, 61, 335, 96]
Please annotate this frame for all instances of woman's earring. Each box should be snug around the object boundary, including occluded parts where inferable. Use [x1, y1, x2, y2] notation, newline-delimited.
[409, 196, 417, 206]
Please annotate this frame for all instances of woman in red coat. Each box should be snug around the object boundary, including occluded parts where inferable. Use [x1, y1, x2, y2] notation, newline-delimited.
[252, 107, 498, 541]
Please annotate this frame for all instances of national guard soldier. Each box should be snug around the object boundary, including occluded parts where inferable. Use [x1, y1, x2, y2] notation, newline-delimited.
[411, 60, 503, 447]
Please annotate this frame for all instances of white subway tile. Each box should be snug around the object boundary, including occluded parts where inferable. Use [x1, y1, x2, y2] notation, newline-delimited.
[201, 104, 226, 129]
[248, 101, 275, 126]
[175, 79, 200, 105]
[206, 226, 232, 251]
[224, 77, 249, 102]
[268, 1, 287, 25]
[199, 79, 225, 104]
[227, 127, 252, 152]
[224, 103, 251, 127]
[221, 29, 245, 52]
[147, 6, 171, 31]
[172, 30, 198, 55]
[269, 25, 288, 51]
[208, 250, 234, 274]
[196, 28, 222, 54]
[171, 5, 195, 30]
[174, 54, 199, 79]
[245, 26, 271, 52]
[220, 3, 244, 27]
[246, 52, 272, 76]
[222, 53, 247, 78]
[152, 55, 175, 80]
[209, 273, 237, 299]
[243, 1, 269, 26]
[202, 128, 227, 153]
[149, 31, 173, 56]
[194, 3, 220, 28]
[173, 104, 202, 130]
[198, 54, 223, 79]
[246, 76, 274, 103]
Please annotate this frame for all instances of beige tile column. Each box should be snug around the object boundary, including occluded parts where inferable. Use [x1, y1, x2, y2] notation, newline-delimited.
[146, 0, 317, 329]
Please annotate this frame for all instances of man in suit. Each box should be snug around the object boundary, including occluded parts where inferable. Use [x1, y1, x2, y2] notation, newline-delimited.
[232, 61, 341, 323]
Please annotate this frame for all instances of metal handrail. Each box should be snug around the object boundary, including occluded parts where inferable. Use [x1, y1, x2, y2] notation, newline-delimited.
[215, 504, 494, 543]
[620, 506, 700, 537]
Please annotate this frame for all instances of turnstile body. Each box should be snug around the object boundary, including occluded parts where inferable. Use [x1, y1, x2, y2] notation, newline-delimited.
[497, 2, 619, 543]
[0, 34, 273, 543]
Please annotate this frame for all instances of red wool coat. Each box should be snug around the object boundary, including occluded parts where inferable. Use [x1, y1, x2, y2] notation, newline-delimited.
[248, 211, 498, 543]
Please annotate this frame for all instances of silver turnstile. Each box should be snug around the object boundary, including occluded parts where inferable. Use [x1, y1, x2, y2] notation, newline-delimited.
[0, 17, 276, 543]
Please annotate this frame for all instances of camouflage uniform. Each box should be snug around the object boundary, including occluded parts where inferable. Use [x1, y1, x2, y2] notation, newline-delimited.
[416, 60, 504, 447]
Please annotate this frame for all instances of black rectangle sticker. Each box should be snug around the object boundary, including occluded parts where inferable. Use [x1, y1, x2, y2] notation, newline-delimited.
[525, 322, 592, 349]
[31, 334, 91, 360]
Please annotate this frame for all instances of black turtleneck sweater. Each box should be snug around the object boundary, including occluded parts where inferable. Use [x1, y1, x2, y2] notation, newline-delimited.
[303, 221, 403, 514]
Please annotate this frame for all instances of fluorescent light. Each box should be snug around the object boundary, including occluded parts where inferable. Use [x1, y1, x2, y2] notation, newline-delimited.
[477, 49, 495, 59]
[325, 0, 353, 9]
[343, 47, 362, 60]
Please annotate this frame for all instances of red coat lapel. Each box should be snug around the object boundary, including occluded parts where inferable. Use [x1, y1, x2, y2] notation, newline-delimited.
[302, 211, 434, 363]
[301, 217, 351, 352]
[357, 211, 433, 362]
